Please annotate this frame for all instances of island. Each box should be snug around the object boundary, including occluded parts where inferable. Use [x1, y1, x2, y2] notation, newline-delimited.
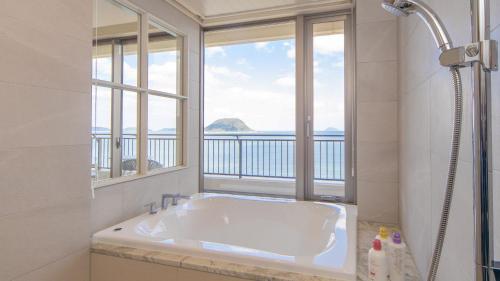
[205, 118, 253, 132]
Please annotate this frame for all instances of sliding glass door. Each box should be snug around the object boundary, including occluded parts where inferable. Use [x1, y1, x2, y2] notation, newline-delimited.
[305, 15, 353, 202]
[201, 13, 353, 202]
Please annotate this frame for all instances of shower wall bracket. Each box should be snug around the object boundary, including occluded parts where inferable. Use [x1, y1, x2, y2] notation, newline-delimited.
[439, 40, 498, 70]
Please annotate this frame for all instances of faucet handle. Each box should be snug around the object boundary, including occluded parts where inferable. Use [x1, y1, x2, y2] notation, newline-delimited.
[171, 193, 189, 206]
[144, 202, 158, 214]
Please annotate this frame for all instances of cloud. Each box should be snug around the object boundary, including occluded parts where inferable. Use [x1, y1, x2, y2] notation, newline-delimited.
[314, 60, 321, 73]
[205, 46, 226, 57]
[204, 85, 296, 131]
[254, 42, 269, 49]
[93, 57, 112, 80]
[122, 60, 138, 85]
[283, 35, 343, 59]
[205, 65, 250, 81]
[274, 74, 294, 87]
[236, 58, 249, 66]
[313, 34, 344, 55]
[287, 45, 295, 59]
[204, 64, 295, 131]
[332, 59, 345, 68]
[148, 60, 177, 94]
[202, 37, 345, 131]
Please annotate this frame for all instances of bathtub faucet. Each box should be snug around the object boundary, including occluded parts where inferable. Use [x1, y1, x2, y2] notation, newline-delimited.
[161, 193, 189, 209]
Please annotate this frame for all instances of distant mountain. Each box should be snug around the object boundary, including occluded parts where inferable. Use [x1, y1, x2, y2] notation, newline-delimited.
[92, 126, 110, 133]
[123, 127, 137, 134]
[324, 127, 339, 131]
[205, 118, 253, 132]
[155, 128, 176, 133]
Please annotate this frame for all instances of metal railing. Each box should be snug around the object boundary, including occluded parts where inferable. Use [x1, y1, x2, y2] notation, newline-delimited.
[203, 134, 345, 181]
[91, 133, 345, 182]
[91, 133, 178, 170]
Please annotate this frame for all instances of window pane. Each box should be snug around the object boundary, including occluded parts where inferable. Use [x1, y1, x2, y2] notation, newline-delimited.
[148, 95, 183, 170]
[203, 21, 296, 196]
[92, 44, 112, 81]
[312, 20, 345, 198]
[93, 0, 139, 86]
[121, 91, 138, 176]
[123, 43, 138, 87]
[148, 21, 181, 94]
[91, 86, 112, 181]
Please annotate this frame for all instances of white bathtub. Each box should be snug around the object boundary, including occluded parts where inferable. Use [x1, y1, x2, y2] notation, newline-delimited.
[93, 193, 357, 280]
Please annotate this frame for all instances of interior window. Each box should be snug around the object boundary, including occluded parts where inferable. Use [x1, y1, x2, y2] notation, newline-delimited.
[147, 20, 184, 171]
[92, 0, 139, 180]
[147, 94, 183, 170]
[92, 0, 186, 184]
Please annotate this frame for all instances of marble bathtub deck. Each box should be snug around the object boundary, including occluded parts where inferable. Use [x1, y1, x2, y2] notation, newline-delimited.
[91, 221, 421, 281]
[357, 221, 420, 281]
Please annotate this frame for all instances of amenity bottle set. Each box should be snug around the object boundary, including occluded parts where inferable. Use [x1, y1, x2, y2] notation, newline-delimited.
[368, 227, 406, 281]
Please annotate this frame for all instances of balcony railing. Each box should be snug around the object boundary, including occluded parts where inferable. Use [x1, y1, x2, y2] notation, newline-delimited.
[204, 134, 345, 181]
[91, 133, 178, 171]
[92, 133, 345, 182]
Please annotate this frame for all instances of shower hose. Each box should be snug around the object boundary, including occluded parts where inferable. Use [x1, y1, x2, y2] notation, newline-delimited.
[427, 67, 463, 281]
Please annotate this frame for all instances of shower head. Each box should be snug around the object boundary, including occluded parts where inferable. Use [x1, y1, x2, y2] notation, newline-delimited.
[381, 1, 409, 17]
[381, 0, 452, 51]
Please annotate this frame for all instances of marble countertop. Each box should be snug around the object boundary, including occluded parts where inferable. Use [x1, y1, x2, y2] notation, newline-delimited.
[357, 221, 420, 281]
[91, 221, 421, 281]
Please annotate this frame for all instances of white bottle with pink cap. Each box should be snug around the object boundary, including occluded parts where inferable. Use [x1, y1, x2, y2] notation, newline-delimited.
[368, 239, 389, 281]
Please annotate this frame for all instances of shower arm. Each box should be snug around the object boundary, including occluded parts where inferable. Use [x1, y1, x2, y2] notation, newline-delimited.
[387, 0, 498, 70]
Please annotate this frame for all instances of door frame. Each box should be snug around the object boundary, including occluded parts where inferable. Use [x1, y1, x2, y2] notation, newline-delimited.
[303, 12, 355, 203]
[199, 11, 356, 203]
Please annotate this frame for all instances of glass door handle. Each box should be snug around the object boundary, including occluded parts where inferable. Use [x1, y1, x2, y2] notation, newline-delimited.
[115, 137, 121, 148]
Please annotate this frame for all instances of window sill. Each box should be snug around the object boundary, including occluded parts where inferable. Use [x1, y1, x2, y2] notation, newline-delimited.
[92, 165, 189, 190]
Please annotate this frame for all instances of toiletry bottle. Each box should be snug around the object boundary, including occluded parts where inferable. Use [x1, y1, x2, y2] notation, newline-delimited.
[388, 232, 406, 281]
[368, 239, 389, 281]
[375, 226, 390, 251]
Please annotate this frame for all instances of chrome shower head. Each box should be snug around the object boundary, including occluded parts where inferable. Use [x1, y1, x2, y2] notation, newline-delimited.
[381, 0, 453, 51]
[381, 0, 409, 17]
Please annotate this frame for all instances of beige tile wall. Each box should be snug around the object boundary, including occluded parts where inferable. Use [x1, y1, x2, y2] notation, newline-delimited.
[0, 0, 92, 280]
[355, 0, 399, 223]
[0, 0, 200, 280]
[398, 0, 500, 279]
[90, 0, 201, 233]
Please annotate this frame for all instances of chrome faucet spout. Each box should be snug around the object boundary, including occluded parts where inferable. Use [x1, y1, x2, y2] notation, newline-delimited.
[161, 193, 190, 209]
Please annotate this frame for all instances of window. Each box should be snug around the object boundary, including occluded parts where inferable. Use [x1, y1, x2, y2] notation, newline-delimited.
[201, 13, 354, 202]
[307, 18, 349, 200]
[92, 0, 186, 184]
[203, 21, 297, 196]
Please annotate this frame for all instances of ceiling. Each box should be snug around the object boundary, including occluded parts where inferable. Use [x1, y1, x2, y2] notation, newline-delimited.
[165, 0, 352, 26]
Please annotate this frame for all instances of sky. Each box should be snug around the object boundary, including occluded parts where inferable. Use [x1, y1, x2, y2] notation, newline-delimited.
[92, 48, 178, 132]
[92, 31, 345, 134]
[204, 33, 345, 132]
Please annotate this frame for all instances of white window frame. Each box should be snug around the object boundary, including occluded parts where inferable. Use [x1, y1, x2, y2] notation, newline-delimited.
[92, 0, 189, 188]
